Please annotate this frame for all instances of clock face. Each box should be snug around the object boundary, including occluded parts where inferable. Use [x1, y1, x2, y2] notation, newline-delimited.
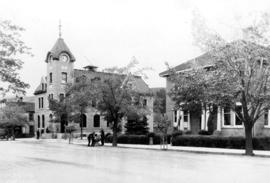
[60, 54, 69, 62]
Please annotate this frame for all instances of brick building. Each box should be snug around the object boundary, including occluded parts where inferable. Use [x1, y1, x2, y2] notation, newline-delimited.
[34, 35, 153, 137]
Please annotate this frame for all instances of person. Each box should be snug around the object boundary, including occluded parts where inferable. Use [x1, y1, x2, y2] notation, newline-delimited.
[87, 133, 93, 147]
[36, 130, 40, 140]
[100, 129, 105, 146]
[91, 132, 96, 146]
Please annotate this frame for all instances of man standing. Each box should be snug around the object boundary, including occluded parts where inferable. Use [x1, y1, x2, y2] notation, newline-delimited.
[87, 133, 93, 147]
[36, 130, 40, 140]
[100, 129, 105, 146]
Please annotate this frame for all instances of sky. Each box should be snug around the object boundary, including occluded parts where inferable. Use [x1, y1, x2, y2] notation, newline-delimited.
[1, 0, 270, 96]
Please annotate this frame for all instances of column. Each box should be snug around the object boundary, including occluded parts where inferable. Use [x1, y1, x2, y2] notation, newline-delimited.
[176, 110, 180, 130]
[205, 107, 210, 131]
[201, 109, 205, 130]
[187, 112, 191, 130]
[217, 106, 222, 131]
[179, 110, 184, 130]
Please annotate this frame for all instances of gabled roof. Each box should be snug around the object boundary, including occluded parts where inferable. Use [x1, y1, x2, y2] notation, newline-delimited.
[159, 53, 213, 77]
[45, 38, 75, 62]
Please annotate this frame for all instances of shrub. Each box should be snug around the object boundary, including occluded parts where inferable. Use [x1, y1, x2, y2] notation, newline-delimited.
[171, 131, 182, 138]
[147, 132, 155, 138]
[171, 135, 270, 150]
[198, 130, 212, 135]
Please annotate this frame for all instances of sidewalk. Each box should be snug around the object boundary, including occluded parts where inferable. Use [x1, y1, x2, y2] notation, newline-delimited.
[70, 138, 270, 157]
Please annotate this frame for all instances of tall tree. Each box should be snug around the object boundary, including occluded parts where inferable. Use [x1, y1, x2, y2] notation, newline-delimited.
[169, 11, 270, 155]
[84, 59, 150, 146]
[0, 20, 31, 95]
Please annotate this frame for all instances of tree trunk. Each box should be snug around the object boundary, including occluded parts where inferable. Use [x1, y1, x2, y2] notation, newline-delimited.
[12, 127, 15, 140]
[112, 121, 118, 147]
[244, 124, 254, 156]
[80, 125, 83, 140]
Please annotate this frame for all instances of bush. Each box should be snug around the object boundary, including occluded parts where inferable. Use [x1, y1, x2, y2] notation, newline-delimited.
[171, 131, 182, 138]
[171, 135, 270, 150]
[198, 130, 212, 135]
[105, 134, 148, 144]
[147, 132, 155, 138]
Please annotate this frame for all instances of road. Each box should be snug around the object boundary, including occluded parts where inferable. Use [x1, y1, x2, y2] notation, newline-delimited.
[0, 139, 269, 183]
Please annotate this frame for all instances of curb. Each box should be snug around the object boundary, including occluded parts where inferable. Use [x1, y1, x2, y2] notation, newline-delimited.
[73, 141, 270, 158]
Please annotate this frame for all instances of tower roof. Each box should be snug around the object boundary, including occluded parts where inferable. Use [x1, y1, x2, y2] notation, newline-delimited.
[45, 38, 75, 62]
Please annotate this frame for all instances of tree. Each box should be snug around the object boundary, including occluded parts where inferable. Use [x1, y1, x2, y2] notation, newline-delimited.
[154, 113, 171, 149]
[169, 11, 270, 155]
[0, 103, 28, 140]
[66, 79, 92, 139]
[80, 59, 151, 146]
[125, 112, 149, 135]
[0, 20, 31, 96]
[48, 92, 73, 134]
[153, 88, 166, 114]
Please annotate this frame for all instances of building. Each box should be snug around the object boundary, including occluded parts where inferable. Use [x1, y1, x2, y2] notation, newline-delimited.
[0, 96, 35, 137]
[160, 53, 270, 137]
[34, 35, 153, 137]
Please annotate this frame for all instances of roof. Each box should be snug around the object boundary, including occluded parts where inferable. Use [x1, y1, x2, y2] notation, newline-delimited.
[159, 53, 213, 77]
[34, 83, 47, 95]
[45, 38, 75, 62]
[73, 69, 152, 94]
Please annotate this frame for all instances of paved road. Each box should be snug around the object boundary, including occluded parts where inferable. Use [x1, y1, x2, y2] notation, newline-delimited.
[0, 139, 269, 183]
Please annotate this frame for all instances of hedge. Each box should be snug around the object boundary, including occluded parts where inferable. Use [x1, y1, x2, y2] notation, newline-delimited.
[105, 134, 171, 145]
[171, 135, 270, 150]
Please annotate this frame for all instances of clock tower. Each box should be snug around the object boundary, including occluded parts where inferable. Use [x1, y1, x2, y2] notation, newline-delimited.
[45, 36, 75, 102]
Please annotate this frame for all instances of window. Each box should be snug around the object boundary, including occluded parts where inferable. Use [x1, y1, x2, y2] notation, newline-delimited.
[38, 98, 40, 108]
[42, 115, 45, 128]
[59, 93, 64, 102]
[29, 113, 34, 121]
[80, 114, 87, 128]
[93, 114, 100, 127]
[264, 109, 269, 126]
[61, 72, 67, 84]
[41, 97, 44, 108]
[143, 99, 147, 107]
[91, 99, 97, 107]
[224, 106, 231, 126]
[183, 110, 189, 122]
[49, 73, 52, 83]
[107, 121, 110, 127]
[38, 115, 40, 128]
[235, 105, 243, 126]
[49, 114, 53, 121]
[174, 110, 177, 123]
[49, 94, 53, 100]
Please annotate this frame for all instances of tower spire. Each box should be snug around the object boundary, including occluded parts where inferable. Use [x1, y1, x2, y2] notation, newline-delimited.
[59, 20, 62, 38]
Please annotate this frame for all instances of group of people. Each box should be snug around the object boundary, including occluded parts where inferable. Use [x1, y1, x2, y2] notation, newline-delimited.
[87, 129, 105, 147]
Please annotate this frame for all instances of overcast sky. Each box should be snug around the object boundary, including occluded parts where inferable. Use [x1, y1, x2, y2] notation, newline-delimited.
[1, 0, 270, 96]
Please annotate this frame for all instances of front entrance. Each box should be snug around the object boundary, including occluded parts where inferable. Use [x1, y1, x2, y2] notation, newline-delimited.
[60, 114, 68, 133]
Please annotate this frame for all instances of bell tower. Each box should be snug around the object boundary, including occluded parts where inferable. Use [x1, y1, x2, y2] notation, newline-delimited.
[45, 23, 75, 101]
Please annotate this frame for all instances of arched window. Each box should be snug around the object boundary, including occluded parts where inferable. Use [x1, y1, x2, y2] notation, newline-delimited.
[38, 115, 40, 128]
[80, 114, 87, 128]
[42, 115, 45, 128]
[49, 114, 53, 121]
[93, 114, 100, 127]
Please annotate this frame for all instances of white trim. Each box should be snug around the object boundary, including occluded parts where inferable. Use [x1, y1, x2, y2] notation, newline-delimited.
[221, 107, 243, 129]
[264, 109, 270, 128]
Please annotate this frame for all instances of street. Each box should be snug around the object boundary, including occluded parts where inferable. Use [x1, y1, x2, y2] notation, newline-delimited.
[0, 139, 269, 183]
